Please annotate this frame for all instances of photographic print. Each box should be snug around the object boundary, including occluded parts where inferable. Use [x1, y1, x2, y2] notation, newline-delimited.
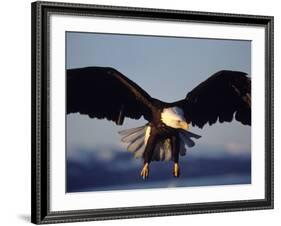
[66, 32, 251, 193]
[32, 1, 273, 223]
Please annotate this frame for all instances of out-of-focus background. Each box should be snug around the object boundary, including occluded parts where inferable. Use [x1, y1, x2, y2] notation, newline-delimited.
[66, 32, 251, 192]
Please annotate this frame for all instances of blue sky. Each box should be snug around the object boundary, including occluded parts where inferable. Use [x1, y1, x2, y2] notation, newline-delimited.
[66, 32, 251, 157]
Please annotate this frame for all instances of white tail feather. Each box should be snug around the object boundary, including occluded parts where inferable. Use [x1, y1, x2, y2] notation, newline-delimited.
[119, 125, 201, 161]
[134, 144, 146, 159]
[152, 140, 172, 161]
[121, 130, 145, 143]
[119, 125, 150, 158]
[118, 125, 146, 136]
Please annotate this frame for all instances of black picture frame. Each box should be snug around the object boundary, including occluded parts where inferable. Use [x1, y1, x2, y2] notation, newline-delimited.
[31, 1, 274, 224]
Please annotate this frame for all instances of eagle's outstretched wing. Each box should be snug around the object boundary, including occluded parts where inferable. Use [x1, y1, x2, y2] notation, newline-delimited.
[174, 70, 251, 128]
[67, 67, 153, 125]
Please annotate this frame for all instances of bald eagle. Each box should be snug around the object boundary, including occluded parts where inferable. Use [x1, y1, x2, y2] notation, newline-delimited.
[67, 67, 251, 179]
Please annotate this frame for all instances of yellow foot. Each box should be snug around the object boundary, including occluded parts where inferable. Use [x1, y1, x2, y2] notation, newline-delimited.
[140, 163, 149, 179]
[173, 163, 180, 177]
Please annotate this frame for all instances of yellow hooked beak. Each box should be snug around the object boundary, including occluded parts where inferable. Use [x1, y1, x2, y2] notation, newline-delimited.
[179, 121, 189, 130]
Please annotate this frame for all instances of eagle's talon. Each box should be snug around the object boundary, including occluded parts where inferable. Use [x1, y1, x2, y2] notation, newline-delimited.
[140, 163, 149, 179]
[173, 163, 180, 177]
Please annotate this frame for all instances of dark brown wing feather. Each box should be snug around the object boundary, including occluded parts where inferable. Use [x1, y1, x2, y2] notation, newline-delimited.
[174, 70, 251, 128]
[67, 67, 153, 125]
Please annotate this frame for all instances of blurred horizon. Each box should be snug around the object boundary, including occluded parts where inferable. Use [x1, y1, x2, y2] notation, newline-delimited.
[67, 145, 251, 192]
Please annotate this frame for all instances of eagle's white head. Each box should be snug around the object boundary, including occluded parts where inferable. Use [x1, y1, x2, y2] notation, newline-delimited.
[161, 107, 189, 130]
